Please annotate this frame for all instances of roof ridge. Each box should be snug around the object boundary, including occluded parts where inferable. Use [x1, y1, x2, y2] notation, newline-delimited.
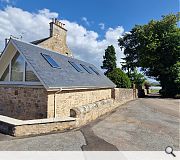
[11, 38, 72, 59]
[11, 38, 98, 66]
[31, 37, 50, 44]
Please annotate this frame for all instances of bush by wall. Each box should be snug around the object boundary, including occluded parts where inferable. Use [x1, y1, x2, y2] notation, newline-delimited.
[107, 68, 131, 88]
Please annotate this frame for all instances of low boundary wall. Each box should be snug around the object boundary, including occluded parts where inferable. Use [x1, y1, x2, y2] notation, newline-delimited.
[0, 88, 137, 136]
[0, 115, 76, 136]
[70, 88, 136, 128]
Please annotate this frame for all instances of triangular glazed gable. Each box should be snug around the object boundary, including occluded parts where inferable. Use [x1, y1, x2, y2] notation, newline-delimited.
[0, 44, 41, 84]
[0, 65, 9, 81]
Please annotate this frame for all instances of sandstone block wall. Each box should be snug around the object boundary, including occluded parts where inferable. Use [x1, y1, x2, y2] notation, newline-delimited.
[48, 89, 112, 118]
[0, 86, 135, 122]
[0, 119, 76, 137]
[14, 120, 76, 136]
[39, 36, 72, 57]
[0, 87, 138, 136]
[70, 88, 136, 127]
[0, 86, 48, 120]
[71, 99, 117, 126]
[112, 88, 134, 102]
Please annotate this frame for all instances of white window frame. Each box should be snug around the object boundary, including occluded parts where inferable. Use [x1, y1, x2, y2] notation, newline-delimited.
[0, 51, 42, 86]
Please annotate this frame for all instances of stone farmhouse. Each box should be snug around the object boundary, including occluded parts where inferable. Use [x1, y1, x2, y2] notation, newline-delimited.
[0, 19, 136, 136]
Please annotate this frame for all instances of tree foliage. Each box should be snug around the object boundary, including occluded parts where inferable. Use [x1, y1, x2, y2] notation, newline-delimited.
[118, 14, 180, 97]
[101, 45, 117, 75]
[171, 62, 180, 87]
[107, 68, 131, 88]
[129, 69, 146, 88]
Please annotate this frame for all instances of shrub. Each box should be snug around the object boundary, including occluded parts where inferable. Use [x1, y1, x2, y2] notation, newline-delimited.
[107, 68, 131, 88]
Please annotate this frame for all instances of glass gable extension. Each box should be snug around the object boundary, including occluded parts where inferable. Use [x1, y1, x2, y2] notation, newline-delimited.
[80, 64, 92, 74]
[0, 51, 40, 83]
[41, 53, 60, 68]
[89, 66, 100, 75]
[0, 65, 9, 81]
[25, 63, 39, 82]
[69, 61, 83, 72]
[11, 52, 24, 81]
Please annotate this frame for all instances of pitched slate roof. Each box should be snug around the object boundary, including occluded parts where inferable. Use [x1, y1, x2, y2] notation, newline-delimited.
[10, 39, 115, 90]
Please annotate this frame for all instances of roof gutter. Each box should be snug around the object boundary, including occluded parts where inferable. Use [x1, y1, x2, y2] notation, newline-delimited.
[47, 86, 116, 92]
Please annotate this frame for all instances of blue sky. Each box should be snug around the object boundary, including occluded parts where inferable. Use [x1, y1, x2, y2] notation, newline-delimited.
[1, 0, 178, 36]
[0, 0, 179, 82]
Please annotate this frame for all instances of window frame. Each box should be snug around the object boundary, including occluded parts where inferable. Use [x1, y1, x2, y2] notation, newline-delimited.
[41, 53, 61, 69]
[80, 64, 93, 74]
[89, 66, 100, 75]
[10, 51, 25, 82]
[68, 61, 83, 72]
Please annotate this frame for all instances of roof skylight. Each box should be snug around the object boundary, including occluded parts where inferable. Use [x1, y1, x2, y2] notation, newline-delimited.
[89, 66, 100, 75]
[41, 53, 60, 68]
[68, 61, 83, 72]
[80, 64, 92, 74]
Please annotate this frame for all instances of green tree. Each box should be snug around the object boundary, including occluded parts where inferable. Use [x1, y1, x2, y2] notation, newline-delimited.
[107, 68, 131, 88]
[130, 69, 146, 89]
[160, 62, 180, 96]
[118, 14, 180, 97]
[101, 45, 117, 75]
[171, 62, 180, 87]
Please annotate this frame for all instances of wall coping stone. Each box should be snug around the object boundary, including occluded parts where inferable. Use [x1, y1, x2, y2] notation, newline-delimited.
[0, 115, 76, 126]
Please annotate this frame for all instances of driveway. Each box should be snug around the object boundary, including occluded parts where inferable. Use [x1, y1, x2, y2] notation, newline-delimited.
[0, 95, 179, 151]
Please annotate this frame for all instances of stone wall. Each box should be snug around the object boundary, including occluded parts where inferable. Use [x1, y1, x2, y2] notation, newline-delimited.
[112, 88, 135, 102]
[0, 87, 137, 136]
[70, 88, 136, 127]
[0, 87, 135, 120]
[0, 118, 76, 137]
[38, 36, 72, 57]
[47, 89, 112, 118]
[37, 19, 72, 57]
[0, 86, 48, 120]
[71, 99, 119, 127]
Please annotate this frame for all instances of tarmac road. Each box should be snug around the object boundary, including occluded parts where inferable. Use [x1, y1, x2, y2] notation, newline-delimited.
[0, 94, 179, 151]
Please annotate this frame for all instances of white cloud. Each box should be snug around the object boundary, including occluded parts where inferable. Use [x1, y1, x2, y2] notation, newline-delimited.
[0, 6, 125, 69]
[81, 17, 90, 26]
[105, 27, 124, 42]
[99, 23, 105, 30]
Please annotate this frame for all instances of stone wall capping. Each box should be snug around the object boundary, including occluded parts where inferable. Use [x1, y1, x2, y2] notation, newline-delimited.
[0, 115, 76, 126]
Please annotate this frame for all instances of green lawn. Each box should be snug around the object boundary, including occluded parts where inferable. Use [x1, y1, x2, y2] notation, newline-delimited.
[150, 89, 160, 94]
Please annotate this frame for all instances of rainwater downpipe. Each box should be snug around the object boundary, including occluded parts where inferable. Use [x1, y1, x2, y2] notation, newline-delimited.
[54, 88, 62, 118]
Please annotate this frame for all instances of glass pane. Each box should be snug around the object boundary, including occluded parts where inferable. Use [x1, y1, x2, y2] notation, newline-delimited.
[11, 52, 24, 81]
[89, 66, 100, 75]
[80, 64, 92, 74]
[41, 53, 60, 68]
[0, 65, 9, 81]
[25, 62, 40, 82]
[69, 61, 83, 72]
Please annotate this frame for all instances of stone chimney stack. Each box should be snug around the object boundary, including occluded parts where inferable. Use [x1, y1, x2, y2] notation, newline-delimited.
[50, 18, 66, 37]
[32, 18, 72, 57]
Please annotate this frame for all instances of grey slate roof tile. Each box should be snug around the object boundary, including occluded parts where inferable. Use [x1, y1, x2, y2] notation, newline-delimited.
[11, 38, 116, 90]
